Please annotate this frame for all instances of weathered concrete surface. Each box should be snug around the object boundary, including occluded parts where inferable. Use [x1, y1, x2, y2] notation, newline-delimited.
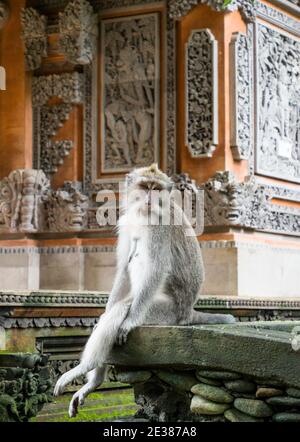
[107, 321, 300, 389]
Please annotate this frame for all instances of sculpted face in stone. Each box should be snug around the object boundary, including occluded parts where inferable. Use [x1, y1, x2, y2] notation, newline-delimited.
[47, 182, 88, 232]
[0, 1, 9, 30]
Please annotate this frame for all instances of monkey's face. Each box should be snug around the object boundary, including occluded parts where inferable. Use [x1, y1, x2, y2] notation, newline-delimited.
[127, 179, 170, 219]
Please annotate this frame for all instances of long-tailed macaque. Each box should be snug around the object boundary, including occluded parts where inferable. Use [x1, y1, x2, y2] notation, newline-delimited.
[54, 164, 235, 417]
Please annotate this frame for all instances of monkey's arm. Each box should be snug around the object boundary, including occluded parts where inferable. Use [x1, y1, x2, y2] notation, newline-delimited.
[106, 226, 131, 312]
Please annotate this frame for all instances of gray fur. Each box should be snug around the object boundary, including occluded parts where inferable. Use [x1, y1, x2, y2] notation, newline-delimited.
[54, 165, 235, 417]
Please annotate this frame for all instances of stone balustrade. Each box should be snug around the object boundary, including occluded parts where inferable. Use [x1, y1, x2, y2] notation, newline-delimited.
[107, 321, 300, 422]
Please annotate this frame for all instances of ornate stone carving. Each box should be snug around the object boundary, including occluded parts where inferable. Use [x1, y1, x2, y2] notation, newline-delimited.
[83, 0, 176, 192]
[203, 171, 300, 235]
[0, 290, 109, 307]
[230, 30, 253, 160]
[32, 73, 84, 175]
[255, 23, 300, 183]
[58, 0, 98, 65]
[20, 8, 47, 71]
[185, 29, 218, 157]
[172, 173, 198, 193]
[0, 1, 9, 30]
[32, 73, 84, 107]
[39, 104, 74, 175]
[45, 181, 89, 232]
[169, 0, 257, 22]
[0, 353, 52, 422]
[2, 317, 97, 329]
[255, 1, 300, 35]
[101, 13, 160, 173]
[203, 171, 268, 227]
[0, 170, 50, 233]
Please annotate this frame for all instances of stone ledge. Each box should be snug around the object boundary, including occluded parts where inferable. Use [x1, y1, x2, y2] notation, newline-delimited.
[107, 322, 300, 422]
[2, 291, 300, 309]
[107, 322, 300, 387]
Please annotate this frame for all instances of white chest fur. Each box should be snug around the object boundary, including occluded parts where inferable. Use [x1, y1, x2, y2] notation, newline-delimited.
[119, 210, 150, 294]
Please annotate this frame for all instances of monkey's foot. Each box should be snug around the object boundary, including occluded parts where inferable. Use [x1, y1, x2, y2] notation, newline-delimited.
[69, 390, 86, 418]
[116, 320, 133, 346]
[53, 372, 71, 397]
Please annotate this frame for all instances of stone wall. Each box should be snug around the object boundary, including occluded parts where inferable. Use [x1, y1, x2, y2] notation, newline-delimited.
[112, 366, 300, 422]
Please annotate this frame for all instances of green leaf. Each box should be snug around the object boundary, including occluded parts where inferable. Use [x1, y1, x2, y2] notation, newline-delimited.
[223, 0, 233, 7]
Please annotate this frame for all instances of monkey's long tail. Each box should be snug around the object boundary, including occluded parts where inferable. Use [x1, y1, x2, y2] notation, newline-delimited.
[54, 302, 130, 396]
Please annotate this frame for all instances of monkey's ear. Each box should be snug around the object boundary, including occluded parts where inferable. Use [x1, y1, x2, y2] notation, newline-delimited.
[149, 163, 159, 174]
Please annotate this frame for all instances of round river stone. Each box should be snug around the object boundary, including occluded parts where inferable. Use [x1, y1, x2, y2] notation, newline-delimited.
[234, 398, 273, 418]
[191, 383, 233, 404]
[191, 395, 230, 415]
[224, 380, 256, 393]
[196, 370, 240, 381]
[224, 408, 263, 422]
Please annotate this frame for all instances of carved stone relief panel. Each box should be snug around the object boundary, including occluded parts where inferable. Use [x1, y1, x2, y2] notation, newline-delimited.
[82, 0, 176, 193]
[185, 29, 218, 157]
[230, 28, 253, 161]
[255, 23, 300, 183]
[100, 13, 160, 174]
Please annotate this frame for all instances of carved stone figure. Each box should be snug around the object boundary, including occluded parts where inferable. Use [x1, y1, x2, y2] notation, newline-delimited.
[0, 1, 9, 30]
[46, 182, 89, 232]
[101, 14, 160, 172]
[256, 24, 300, 183]
[59, 0, 98, 65]
[0, 170, 50, 233]
[186, 29, 218, 157]
[20, 8, 47, 71]
[204, 171, 268, 227]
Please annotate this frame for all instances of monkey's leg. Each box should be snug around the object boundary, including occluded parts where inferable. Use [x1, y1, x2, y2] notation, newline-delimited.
[187, 310, 236, 325]
[143, 296, 178, 325]
[69, 367, 107, 418]
[54, 302, 131, 396]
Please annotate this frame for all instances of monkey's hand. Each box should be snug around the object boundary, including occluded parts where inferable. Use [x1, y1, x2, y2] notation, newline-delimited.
[116, 318, 135, 346]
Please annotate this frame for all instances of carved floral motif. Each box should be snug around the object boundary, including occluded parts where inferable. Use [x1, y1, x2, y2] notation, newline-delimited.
[39, 104, 74, 175]
[20, 8, 47, 71]
[185, 29, 218, 157]
[32, 73, 84, 176]
[230, 30, 253, 160]
[59, 0, 98, 65]
[169, 0, 257, 22]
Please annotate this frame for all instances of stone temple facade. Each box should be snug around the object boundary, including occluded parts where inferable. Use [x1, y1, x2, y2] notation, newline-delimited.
[0, 0, 299, 298]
